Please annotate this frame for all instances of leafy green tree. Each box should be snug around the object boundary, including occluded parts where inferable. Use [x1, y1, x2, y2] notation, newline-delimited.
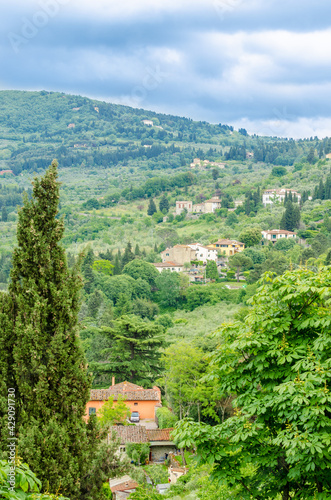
[90, 315, 166, 385]
[97, 395, 130, 428]
[95, 274, 136, 304]
[229, 253, 253, 282]
[0, 458, 69, 499]
[238, 227, 261, 247]
[159, 195, 169, 213]
[212, 168, 219, 180]
[156, 407, 177, 429]
[225, 212, 238, 226]
[126, 443, 150, 466]
[123, 259, 159, 287]
[301, 247, 315, 263]
[242, 247, 265, 265]
[0, 162, 125, 499]
[92, 259, 114, 276]
[147, 198, 157, 216]
[311, 233, 329, 257]
[114, 292, 132, 318]
[132, 298, 159, 320]
[271, 166, 287, 177]
[205, 260, 218, 280]
[274, 238, 297, 252]
[160, 341, 207, 420]
[174, 267, 331, 499]
[155, 270, 181, 308]
[129, 485, 162, 500]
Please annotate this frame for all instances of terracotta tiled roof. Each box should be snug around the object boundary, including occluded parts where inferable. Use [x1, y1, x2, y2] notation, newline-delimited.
[110, 426, 148, 444]
[213, 239, 244, 245]
[90, 381, 161, 401]
[146, 428, 174, 441]
[111, 481, 138, 492]
[153, 261, 183, 267]
[262, 229, 296, 235]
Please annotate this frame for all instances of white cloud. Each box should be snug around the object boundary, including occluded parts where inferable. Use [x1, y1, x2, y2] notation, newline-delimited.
[232, 116, 331, 139]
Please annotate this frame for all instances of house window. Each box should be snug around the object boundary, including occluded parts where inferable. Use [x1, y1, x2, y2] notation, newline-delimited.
[89, 407, 96, 415]
[134, 403, 138, 406]
[272, 235, 276, 239]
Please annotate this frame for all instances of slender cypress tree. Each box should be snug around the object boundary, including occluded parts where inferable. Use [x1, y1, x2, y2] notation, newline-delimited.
[0, 161, 126, 498]
[147, 198, 157, 216]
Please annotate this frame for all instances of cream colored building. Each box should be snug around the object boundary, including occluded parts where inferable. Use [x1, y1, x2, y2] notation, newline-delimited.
[161, 245, 196, 265]
[262, 189, 301, 206]
[188, 243, 218, 264]
[203, 196, 222, 213]
[192, 196, 222, 214]
[153, 262, 184, 273]
[175, 201, 193, 215]
[160, 243, 217, 265]
[262, 229, 297, 243]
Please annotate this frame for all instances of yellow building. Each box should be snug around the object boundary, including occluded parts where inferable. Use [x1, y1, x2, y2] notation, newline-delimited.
[210, 239, 245, 256]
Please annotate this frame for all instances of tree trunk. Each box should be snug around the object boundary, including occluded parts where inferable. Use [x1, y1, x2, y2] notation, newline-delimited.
[282, 483, 290, 500]
[181, 448, 186, 466]
[236, 266, 240, 282]
[197, 402, 200, 423]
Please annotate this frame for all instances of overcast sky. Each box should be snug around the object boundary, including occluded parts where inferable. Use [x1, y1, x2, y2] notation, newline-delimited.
[1, 0, 331, 138]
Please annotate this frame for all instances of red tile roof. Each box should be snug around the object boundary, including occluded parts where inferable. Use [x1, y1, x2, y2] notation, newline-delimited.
[110, 426, 148, 444]
[90, 381, 161, 402]
[153, 261, 183, 267]
[146, 428, 174, 441]
[110, 480, 139, 492]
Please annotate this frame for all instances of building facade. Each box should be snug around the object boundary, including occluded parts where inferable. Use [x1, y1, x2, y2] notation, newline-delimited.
[175, 201, 193, 215]
[262, 229, 297, 242]
[262, 189, 301, 206]
[210, 239, 245, 256]
[85, 381, 161, 421]
[153, 262, 184, 273]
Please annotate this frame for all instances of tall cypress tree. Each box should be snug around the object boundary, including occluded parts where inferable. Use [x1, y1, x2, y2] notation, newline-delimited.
[0, 161, 126, 497]
[147, 198, 157, 216]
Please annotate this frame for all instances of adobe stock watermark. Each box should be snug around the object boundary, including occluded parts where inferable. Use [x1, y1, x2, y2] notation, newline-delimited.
[7, 388, 16, 493]
[8, 0, 70, 54]
[118, 65, 167, 109]
[265, 107, 297, 138]
[213, 0, 242, 20]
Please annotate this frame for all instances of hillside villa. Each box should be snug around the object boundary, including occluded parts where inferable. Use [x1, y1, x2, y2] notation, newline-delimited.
[85, 381, 161, 421]
[210, 239, 245, 256]
[262, 188, 301, 206]
[160, 243, 217, 265]
[153, 262, 184, 273]
[262, 229, 297, 242]
[175, 201, 193, 215]
[176, 196, 222, 215]
[190, 158, 226, 169]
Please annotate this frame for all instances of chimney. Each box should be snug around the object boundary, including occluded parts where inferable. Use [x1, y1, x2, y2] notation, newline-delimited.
[112, 376, 115, 386]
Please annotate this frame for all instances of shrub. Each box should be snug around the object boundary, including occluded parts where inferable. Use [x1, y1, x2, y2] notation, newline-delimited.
[156, 407, 178, 429]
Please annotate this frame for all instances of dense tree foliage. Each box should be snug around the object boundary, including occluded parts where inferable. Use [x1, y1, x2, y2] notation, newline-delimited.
[89, 314, 167, 385]
[174, 268, 331, 499]
[0, 162, 128, 499]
